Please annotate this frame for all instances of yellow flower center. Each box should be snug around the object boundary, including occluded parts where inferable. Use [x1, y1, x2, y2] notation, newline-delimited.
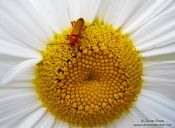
[34, 20, 143, 127]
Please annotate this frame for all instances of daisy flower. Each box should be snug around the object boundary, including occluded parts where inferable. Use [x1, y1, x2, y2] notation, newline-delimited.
[0, 0, 175, 128]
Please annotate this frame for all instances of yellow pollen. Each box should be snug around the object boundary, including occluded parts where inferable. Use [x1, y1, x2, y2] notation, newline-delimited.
[34, 20, 143, 127]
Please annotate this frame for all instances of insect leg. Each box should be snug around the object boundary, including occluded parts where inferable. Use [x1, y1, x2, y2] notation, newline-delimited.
[65, 34, 70, 40]
[71, 21, 75, 26]
[82, 26, 87, 30]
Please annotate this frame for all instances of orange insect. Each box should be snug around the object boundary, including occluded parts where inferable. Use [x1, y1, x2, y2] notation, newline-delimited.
[66, 18, 87, 46]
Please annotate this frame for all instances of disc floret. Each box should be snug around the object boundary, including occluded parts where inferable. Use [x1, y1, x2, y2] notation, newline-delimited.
[34, 21, 143, 127]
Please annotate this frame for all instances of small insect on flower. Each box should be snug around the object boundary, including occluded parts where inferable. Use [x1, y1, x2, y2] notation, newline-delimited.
[66, 18, 87, 46]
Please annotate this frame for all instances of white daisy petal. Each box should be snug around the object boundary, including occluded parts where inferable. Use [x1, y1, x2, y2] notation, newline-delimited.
[164, 0, 175, 10]
[0, 93, 39, 120]
[68, 0, 101, 22]
[97, 0, 141, 27]
[111, 114, 134, 128]
[132, 6, 175, 44]
[142, 90, 175, 112]
[0, 39, 41, 59]
[123, 0, 172, 33]
[143, 61, 175, 99]
[12, 68, 34, 81]
[144, 60, 175, 67]
[135, 99, 170, 122]
[0, 32, 36, 52]
[131, 7, 175, 56]
[143, 76, 175, 88]
[0, 80, 33, 88]
[97, 0, 171, 30]
[141, 44, 175, 57]
[0, 0, 52, 50]
[17, 107, 46, 128]
[145, 69, 175, 80]
[136, 95, 174, 124]
[129, 106, 146, 124]
[0, 88, 33, 98]
[144, 53, 175, 62]
[0, 55, 34, 82]
[106, 108, 144, 128]
[0, 104, 40, 128]
[144, 61, 175, 79]
[67, 0, 80, 21]
[33, 112, 55, 128]
[53, 120, 69, 128]
[0, 59, 41, 85]
[0, 82, 33, 98]
[136, 90, 175, 124]
[143, 77, 175, 100]
[137, 30, 175, 52]
[0, 58, 13, 79]
[31, 0, 70, 33]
